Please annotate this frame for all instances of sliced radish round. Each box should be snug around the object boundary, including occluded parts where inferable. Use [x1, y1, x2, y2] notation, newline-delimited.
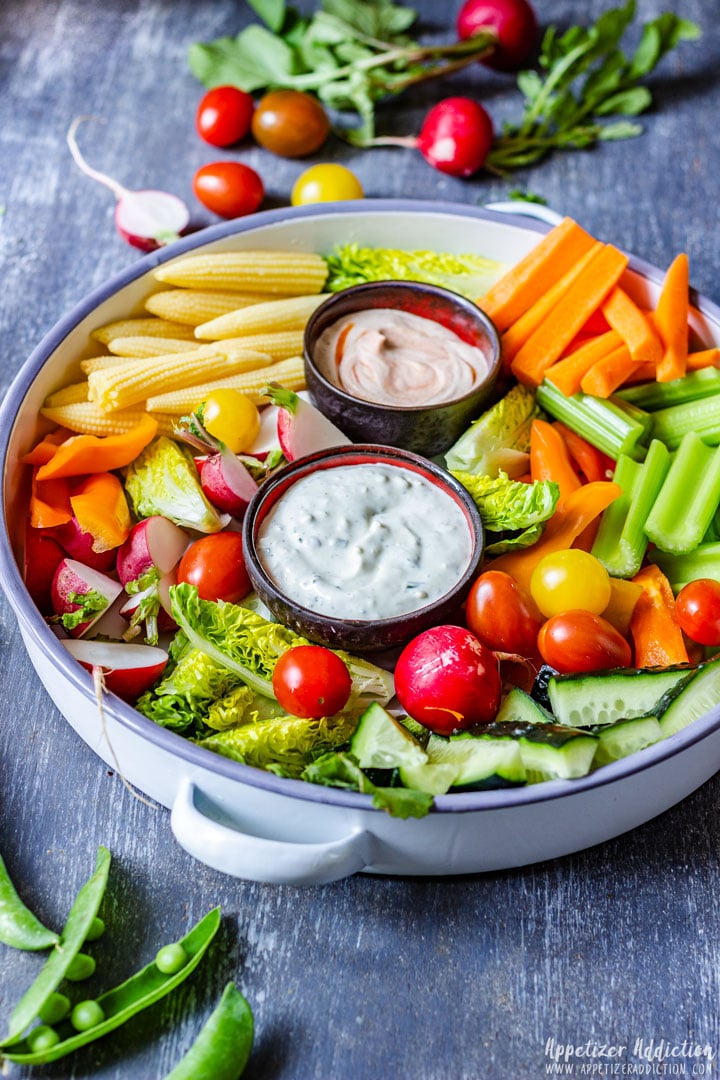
[116, 516, 189, 586]
[61, 639, 168, 702]
[114, 190, 190, 253]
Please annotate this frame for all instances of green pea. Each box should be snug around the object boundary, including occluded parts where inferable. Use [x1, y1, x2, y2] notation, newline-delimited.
[155, 942, 188, 975]
[0, 853, 59, 952]
[26, 1025, 60, 1053]
[70, 1000, 105, 1032]
[38, 992, 71, 1025]
[163, 982, 254, 1080]
[85, 916, 105, 942]
[65, 952, 96, 982]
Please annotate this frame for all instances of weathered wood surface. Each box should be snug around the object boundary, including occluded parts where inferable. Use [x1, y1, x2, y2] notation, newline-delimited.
[1, 1, 719, 1077]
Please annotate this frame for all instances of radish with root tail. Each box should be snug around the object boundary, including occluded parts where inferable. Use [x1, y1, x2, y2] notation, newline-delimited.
[66, 116, 190, 251]
[61, 640, 168, 703]
[264, 383, 351, 461]
[51, 559, 124, 637]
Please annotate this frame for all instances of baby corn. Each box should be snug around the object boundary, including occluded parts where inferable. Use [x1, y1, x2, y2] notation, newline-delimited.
[146, 354, 305, 414]
[43, 381, 90, 407]
[216, 330, 304, 363]
[154, 250, 328, 295]
[106, 336, 200, 357]
[40, 401, 177, 437]
[91, 317, 196, 345]
[195, 294, 325, 341]
[145, 288, 288, 325]
[88, 347, 271, 412]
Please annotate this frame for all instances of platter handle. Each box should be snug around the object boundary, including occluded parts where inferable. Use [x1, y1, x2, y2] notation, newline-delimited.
[170, 778, 373, 885]
[483, 201, 564, 226]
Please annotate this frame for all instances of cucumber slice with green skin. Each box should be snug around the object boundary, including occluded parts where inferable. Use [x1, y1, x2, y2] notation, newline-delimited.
[425, 733, 526, 790]
[350, 703, 427, 770]
[398, 762, 459, 796]
[547, 665, 692, 727]
[657, 656, 720, 738]
[484, 720, 598, 782]
[593, 715, 663, 767]
[495, 687, 553, 726]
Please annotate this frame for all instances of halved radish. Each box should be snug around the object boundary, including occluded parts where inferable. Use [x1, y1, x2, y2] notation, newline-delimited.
[51, 559, 124, 638]
[116, 516, 189, 587]
[200, 447, 259, 517]
[51, 516, 117, 573]
[265, 384, 351, 461]
[119, 583, 177, 639]
[24, 527, 65, 614]
[61, 639, 168, 703]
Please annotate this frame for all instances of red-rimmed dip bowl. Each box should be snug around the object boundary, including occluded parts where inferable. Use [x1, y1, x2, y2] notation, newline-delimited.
[242, 443, 484, 653]
[303, 280, 502, 456]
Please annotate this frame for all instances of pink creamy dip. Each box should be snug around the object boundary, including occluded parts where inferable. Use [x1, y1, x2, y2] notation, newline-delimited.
[314, 307, 491, 407]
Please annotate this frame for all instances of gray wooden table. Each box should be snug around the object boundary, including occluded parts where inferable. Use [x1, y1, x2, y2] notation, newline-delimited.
[1, 2, 719, 1077]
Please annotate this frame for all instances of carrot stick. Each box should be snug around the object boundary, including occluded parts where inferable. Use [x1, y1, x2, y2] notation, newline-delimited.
[543, 330, 623, 397]
[602, 287, 663, 366]
[580, 344, 642, 398]
[619, 362, 658, 385]
[685, 347, 720, 371]
[654, 253, 689, 383]
[629, 564, 689, 667]
[511, 245, 630, 387]
[35, 414, 158, 480]
[490, 481, 622, 589]
[552, 422, 613, 483]
[530, 419, 582, 502]
[479, 218, 597, 332]
[69, 472, 132, 552]
[501, 243, 603, 368]
[29, 474, 72, 529]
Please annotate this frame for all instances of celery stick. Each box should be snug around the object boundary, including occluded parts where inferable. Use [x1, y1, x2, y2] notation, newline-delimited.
[644, 432, 720, 554]
[591, 439, 671, 577]
[617, 367, 720, 410]
[650, 395, 720, 450]
[536, 381, 650, 461]
[650, 543, 720, 591]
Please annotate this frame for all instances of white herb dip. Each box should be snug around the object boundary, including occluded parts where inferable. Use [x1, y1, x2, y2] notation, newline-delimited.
[315, 307, 491, 407]
[256, 463, 473, 621]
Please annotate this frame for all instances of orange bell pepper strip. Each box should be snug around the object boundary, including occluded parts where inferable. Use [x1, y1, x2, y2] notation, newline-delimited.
[22, 428, 73, 467]
[35, 414, 157, 480]
[629, 564, 689, 668]
[29, 473, 73, 529]
[69, 472, 132, 552]
[490, 481, 622, 590]
[530, 419, 582, 503]
[552, 422, 613, 484]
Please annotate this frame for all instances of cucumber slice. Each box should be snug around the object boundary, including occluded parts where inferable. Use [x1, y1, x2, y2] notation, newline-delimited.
[425, 733, 526, 790]
[398, 762, 458, 796]
[350, 703, 427, 770]
[485, 720, 597, 782]
[495, 687, 553, 725]
[657, 657, 720, 738]
[593, 715, 663, 766]
[548, 666, 691, 727]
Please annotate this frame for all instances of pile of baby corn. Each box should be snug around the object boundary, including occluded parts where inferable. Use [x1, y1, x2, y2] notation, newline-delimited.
[41, 250, 330, 436]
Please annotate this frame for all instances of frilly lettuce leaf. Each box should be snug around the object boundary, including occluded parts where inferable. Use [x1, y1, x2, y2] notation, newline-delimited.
[452, 470, 560, 555]
[124, 436, 226, 534]
[135, 644, 244, 731]
[324, 243, 506, 300]
[444, 384, 539, 478]
[197, 714, 359, 778]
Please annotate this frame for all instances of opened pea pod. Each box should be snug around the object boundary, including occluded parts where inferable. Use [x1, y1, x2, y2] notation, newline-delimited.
[0, 853, 59, 951]
[1, 906, 221, 1065]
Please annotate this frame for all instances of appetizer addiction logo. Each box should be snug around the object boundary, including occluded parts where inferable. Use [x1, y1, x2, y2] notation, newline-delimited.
[543, 1037, 715, 1075]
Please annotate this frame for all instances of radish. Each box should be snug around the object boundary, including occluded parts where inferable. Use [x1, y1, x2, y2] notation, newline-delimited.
[61, 639, 168, 703]
[24, 527, 65, 614]
[119, 585, 177, 638]
[416, 98, 495, 177]
[264, 384, 351, 461]
[456, 0, 538, 71]
[116, 516, 189, 588]
[66, 117, 190, 251]
[394, 625, 502, 735]
[51, 559, 124, 638]
[250, 392, 311, 455]
[200, 447, 259, 517]
[50, 516, 117, 573]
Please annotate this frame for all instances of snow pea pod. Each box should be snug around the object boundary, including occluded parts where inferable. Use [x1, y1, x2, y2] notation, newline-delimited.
[2, 845, 111, 1044]
[164, 981, 253, 1080]
[0, 853, 59, 951]
[1, 906, 221, 1066]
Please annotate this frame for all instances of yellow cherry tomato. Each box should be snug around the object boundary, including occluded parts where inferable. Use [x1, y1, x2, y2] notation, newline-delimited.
[530, 549, 612, 618]
[200, 389, 260, 453]
[291, 164, 364, 206]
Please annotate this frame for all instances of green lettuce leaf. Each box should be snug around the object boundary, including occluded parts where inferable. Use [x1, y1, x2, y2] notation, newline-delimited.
[135, 644, 244, 732]
[205, 685, 288, 731]
[302, 752, 434, 818]
[124, 437, 226, 534]
[452, 470, 559, 555]
[324, 243, 506, 300]
[197, 713, 358, 778]
[444, 384, 539, 478]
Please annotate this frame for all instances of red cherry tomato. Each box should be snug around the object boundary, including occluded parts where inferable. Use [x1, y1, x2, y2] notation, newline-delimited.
[537, 610, 632, 674]
[675, 578, 720, 646]
[195, 86, 255, 147]
[177, 532, 251, 604]
[192, 161, 264, 218]
[465, 570, 544, 656]
[272, 645, 352, 719]
[394, 624, 501, 735]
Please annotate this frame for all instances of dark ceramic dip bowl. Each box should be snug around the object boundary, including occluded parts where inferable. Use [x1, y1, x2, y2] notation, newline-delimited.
[241, 443, 484, 653]
[303, 280, 501, 457]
